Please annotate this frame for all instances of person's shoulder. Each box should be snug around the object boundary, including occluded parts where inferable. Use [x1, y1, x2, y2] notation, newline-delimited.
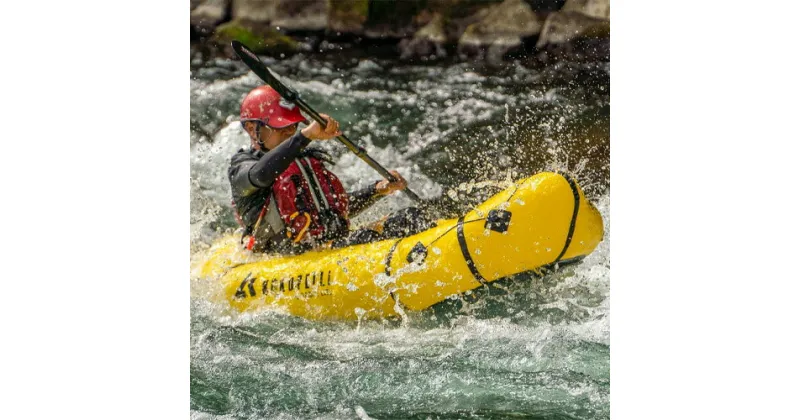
[303, 147, 335, 165]
[230, 147, 256, 165]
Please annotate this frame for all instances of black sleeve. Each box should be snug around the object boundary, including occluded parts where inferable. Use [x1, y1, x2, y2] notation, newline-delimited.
[248, 132, 312, 188]
[348, 182, 383, 217]
[229, 132, 312, 198]
[229, 155, 259, 198]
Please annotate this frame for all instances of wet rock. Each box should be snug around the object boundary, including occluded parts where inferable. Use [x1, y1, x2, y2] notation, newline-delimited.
[535, 10, 608, 49]
[523, 0, 567, 12]
[232, 0, 275, 23]
[424, 0, 501, 20]
[457, 0, 543, 63]
[271, 0, 328, 31]
[561, 0, 609, 19]
[191, 0, 231, 30]
[364, 0, 426, 39]
[232, 0, 328, 30]
[328, 0, 368, 34]
[436, 5, 491, 46]
[399, 12, 447, 60]
[212, 20, 302, 55]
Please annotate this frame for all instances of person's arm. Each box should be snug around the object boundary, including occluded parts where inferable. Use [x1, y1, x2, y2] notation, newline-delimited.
[348, 182, 382, 217]
[249, 132, 311, 188]
[229, 132, 311, 197]
[348, 170, 409, 216]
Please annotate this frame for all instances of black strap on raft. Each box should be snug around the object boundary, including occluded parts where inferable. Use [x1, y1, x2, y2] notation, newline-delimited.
[553, 173, 581, 264]
[384, 239, 402, 277]
[383, 239, 403, 304]
[456, 216, 487, 286]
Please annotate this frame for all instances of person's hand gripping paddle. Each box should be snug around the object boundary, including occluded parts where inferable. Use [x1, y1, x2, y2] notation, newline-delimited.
[230, 40, 423, 204]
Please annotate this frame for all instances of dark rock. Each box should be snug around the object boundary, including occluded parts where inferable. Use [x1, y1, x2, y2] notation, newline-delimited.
[232, 0, 276, 23]
[364, 0, 426, 39]
[191, 0, 231, 30]
[328, 0, 368, 34]
[423, 0, 501, 42]
[399, 12, 448, 60]
[425, 0, 503, 18]
[231, 0, 328, 30]
[535, 10, 608, 49]
[561, 0, 609, 19]
[523, 0, 566, 12]
[212, 20, 303, 55]
[272, 0, 328, 31]
[191, 0, 610, 64]
[457, 0, 543, 64]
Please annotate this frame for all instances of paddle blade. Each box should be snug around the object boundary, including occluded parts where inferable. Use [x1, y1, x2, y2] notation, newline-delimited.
[231, 41, 297, 100]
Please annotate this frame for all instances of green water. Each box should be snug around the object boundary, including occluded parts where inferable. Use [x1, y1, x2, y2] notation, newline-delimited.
[190, 51, 609, 419]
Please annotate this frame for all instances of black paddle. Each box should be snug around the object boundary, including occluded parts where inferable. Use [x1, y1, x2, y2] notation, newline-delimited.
[231, 40, 424, 204]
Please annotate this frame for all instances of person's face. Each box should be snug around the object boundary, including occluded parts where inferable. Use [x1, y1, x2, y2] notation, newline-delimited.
[249, 122, 299, 150]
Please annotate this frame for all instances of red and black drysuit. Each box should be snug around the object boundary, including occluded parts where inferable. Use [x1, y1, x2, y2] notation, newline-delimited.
[228, 131, 386, 254]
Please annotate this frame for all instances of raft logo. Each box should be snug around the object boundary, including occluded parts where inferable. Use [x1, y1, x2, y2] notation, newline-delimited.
[234, 272, 255, 299]
[234, 270, 334, 299]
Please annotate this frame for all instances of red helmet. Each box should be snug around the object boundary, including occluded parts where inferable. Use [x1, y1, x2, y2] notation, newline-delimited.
[240, 86, 307, 128]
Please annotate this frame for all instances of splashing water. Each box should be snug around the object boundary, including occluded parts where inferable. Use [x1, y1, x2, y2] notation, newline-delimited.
[190, 53, 609, 419]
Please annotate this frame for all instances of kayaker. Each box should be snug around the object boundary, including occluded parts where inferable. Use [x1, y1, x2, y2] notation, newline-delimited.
[229, 85, 430, 254]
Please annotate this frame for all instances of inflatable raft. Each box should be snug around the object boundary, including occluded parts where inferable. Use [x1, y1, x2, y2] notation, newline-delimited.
[195, 172, 604, 321]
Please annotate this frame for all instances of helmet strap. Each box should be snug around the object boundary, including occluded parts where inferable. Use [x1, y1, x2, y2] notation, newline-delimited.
[254, 123, 269, 150]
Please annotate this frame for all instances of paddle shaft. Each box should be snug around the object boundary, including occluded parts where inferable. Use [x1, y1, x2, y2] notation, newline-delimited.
[294, 97, 422, 202]
[231, 41, 422, 203]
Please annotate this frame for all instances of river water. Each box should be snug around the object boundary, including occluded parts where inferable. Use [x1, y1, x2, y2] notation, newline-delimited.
[190, 50, 610, 419]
